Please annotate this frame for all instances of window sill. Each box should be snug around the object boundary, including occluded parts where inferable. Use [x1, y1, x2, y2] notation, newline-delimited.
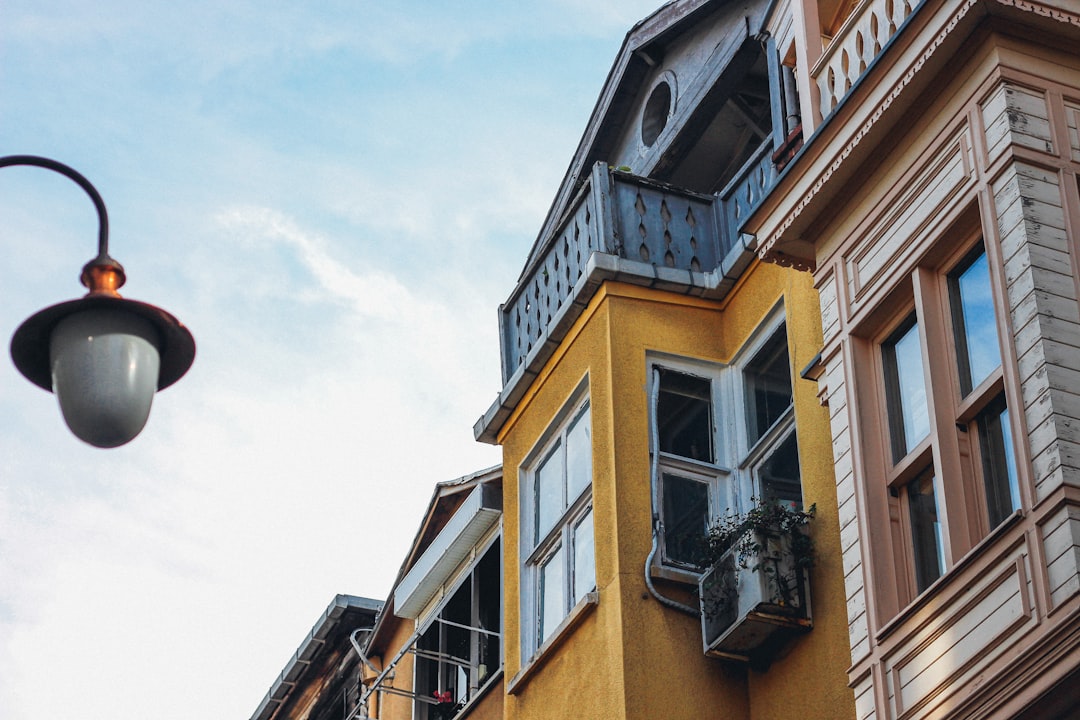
[649, 557, 702, 585]
[877, 509, 1024, 642]
[507, 591, 599, 695]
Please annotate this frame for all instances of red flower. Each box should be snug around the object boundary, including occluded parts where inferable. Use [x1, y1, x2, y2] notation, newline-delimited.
[433, 690, 453, 704]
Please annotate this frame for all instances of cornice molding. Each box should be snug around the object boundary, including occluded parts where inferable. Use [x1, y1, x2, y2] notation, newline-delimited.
[994, 0, 1080, 27]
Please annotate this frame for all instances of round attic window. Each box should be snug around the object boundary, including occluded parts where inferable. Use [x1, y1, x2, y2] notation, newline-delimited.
[641, 80, 672, 147]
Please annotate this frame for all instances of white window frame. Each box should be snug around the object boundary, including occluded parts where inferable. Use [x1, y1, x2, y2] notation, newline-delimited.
[647, 355, 734, 576]
[519, 385, 594, 660]
[732, 308, 799, 511]
[647, 305, 801, 579]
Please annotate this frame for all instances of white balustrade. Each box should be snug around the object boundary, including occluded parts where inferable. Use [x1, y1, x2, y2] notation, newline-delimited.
[813, 0, 919, 117]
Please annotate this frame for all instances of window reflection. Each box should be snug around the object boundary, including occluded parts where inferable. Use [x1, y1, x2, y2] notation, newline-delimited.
[950, 250, 1001, 395]
[573, 510, 595, 604]
[978, 398, 1021, 526]
[539, 545, 565, 643]
[535, 445, 562, 543]
[883, 318, 930, 462]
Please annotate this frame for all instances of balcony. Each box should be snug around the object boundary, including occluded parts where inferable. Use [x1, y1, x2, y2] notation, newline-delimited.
[813, 0, 921, 118]
[497, 144, 777, 385]
[699, 525, 812, 667]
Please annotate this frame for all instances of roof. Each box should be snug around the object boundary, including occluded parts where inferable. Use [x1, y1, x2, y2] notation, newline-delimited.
[518, 0, 760, 278]
[365, 465, 502, 657]
[249, 594, 383, 720]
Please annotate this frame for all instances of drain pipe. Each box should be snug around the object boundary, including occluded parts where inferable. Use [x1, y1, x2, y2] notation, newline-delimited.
[349, 628, 381, 675]
[644, 368, 700, 618]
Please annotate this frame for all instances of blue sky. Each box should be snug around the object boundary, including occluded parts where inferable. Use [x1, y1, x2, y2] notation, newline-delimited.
[0, 2, 663, 718]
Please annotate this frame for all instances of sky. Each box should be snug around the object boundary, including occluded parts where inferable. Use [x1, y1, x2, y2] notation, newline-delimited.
[0, 2, 665, 718]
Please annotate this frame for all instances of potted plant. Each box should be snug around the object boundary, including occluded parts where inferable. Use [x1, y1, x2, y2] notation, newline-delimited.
[698, 500, 816, 662]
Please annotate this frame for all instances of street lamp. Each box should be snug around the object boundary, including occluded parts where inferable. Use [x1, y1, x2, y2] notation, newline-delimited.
[2, 155, 195, 448]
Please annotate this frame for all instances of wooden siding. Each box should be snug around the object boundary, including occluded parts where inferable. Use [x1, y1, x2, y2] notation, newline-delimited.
[1042, 502, 1080, 609]
[992, 158, 1080, 504]
[852, 671, 878, 720]
[844, 128, 977, 307]
[819, 269, 872, 667]
[881, 543, 1036, 718]
[1066, 98, 1080, 163]
[982, 82, 1055, 159]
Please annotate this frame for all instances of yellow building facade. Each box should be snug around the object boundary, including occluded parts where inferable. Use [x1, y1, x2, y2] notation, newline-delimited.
[494, 264, 854, 720]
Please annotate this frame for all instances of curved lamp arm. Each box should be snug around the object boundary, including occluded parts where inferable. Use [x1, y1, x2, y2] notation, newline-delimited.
[2, 154, 195, 447]
[0, 154, 126, 293]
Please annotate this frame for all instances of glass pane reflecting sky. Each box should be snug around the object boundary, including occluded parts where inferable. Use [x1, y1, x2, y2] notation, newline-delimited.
[956, 252, 1001, 391]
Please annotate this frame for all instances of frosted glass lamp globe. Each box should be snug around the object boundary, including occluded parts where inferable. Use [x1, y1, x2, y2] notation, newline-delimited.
[49, 309, 161, 448]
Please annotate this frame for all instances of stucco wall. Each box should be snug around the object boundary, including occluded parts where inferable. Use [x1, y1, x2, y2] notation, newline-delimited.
[496, 261, 853, 720]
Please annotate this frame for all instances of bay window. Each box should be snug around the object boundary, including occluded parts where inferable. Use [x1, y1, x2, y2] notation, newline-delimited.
[649, 312, 803, 575]
[871, 240, 1021, 607]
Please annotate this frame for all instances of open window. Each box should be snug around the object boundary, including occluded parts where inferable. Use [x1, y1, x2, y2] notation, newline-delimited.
[738, 319, 802, 511]
[650, 361, 732, 572]
[414, 540, 502, 719]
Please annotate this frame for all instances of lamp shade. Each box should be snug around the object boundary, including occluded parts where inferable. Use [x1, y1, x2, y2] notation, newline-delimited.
[1, 155, 196, 447]
[11, 294, 195, 448]
[49, 308, 161, 448]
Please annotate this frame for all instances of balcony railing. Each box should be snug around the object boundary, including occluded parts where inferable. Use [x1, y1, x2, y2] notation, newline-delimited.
[813, 0, 920, 117]
[498, 144, 777, 383]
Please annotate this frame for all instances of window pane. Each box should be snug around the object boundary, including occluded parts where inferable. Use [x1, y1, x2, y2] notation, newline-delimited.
[416, 623, 440, 716]
[535, 443, 563, 543]
[908, 471, 944, 593]
[950, 250, 1001, 395]
[978, 398, 1020, 527]
[566, 405, 592, 500]
[758, 431, 802, 509]
[476, 542, 501, 688]
[657, 369, 713, 462]
[573, 510, 595, 604]
[662, 473, 710, 565]
[538, 544, 565, 645]
[745, 328, 793, 446]
[884, 319, 930, 461]
[442, 582, 471, 705]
